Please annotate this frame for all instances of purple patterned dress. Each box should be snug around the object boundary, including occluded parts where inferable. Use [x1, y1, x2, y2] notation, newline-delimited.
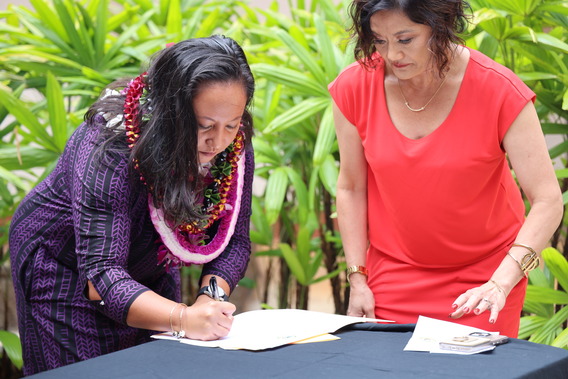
[9, 115, 253, 375]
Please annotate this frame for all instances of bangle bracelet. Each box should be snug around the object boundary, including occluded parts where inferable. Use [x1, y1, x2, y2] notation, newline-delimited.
[172, 303, 188, 338]
[346, 265, 368, 284]
[169, 303, 181, 334]
[508, 243, 540, 277]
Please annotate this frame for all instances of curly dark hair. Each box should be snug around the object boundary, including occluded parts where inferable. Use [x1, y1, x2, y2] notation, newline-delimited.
[85, 35, 255, 227]
[349, 0, 471, 75]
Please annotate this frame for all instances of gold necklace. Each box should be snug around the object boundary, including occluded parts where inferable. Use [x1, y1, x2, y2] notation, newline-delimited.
[397, 74, 448, 112]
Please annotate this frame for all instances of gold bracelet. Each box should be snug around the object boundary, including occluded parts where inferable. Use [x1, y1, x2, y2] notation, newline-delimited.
[490, 279, 505, 295]
[346, 265, 368, 284]
[508, 243, 540, 277]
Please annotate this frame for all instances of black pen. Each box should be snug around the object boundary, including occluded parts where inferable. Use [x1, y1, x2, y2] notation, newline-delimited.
[209, 276, 222, 301]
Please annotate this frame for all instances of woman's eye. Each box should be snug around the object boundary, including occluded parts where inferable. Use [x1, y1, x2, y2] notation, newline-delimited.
[399, 38, 412, 44]
[199, 124, 213, 130]
[372, 39, 386, 45]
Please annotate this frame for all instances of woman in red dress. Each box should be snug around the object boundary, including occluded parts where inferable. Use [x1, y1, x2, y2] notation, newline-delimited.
[329, 0, 563, 337]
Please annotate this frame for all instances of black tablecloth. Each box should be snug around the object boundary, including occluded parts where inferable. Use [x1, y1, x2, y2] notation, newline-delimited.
[30, 324, 568, 378]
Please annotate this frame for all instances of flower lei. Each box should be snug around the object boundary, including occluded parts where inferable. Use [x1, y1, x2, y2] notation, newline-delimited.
[123, 73, 247, 269]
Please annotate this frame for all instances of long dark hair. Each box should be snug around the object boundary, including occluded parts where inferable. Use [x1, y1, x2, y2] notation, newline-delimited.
[349, 0, 471, 75]
[85, 35, 255, 227]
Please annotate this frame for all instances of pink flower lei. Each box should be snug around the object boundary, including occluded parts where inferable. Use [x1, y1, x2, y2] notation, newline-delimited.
[123, 73, 247, 269]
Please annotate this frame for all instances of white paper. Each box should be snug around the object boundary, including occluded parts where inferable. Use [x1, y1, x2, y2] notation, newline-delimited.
[404, 315, 497, 355]
[153, 308, 392, 350]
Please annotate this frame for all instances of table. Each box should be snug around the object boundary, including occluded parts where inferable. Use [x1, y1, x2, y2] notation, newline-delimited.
[29, 324, 568, 378]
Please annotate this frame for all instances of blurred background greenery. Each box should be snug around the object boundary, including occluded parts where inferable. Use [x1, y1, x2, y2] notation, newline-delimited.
[0, 0, 567, 376]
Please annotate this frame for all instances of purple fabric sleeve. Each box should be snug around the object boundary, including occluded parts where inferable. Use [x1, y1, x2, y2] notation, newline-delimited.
[72, 120, 149, 323]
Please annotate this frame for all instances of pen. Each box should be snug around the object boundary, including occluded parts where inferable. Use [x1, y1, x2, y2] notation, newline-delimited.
[209, 276, 222, 301]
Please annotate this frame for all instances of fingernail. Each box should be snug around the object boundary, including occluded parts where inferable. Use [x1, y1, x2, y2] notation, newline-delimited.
[463, 307, 470, 314]
[474, 309, 480, 315]
[452, 303, 458, 309]
[448, 313, 453, 318]
[489, 318, 495, 324]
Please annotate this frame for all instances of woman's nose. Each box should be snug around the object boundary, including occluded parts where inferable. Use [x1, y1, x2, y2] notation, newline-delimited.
[386, 45, 402, 61]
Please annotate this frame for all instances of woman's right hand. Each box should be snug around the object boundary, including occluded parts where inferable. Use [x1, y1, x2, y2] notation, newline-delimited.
[347, 278, 375, 318]
[183, 296, 236, 340]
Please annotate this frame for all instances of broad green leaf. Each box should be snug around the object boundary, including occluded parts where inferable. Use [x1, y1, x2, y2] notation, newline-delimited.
[318, 154, 338, 197]
[0, 166, 28, 191]
[280, 243, 306, 284]
[529, 306, 568, 344]
[551, 327, 568, 349]
[284, 167, 309, 225]
[296, 226, 312, 269]
[252, 139, 281, 166]
[312, 104, 335, 166]
[0, 89, 58, 152]
[0, 146, 59, 170]
[252, 63, 328, 97]
[273, 28, 326, 85]
[525, 286, 568, 305]
[542, 248, 568, 291]
[314, 13, 337, 81]
[166, 0, 181, 38]
[519, 315, 546, 339]
[94, 0, 108, 63]
[29, 0, 66, 41]
[53, 0, 91, 65]
[46, 72, 68, 152]
[98, 10, 155, 69]
[517, 72, 557, 82]
[250, 196, 272, 246]
[264, 167, 288, 225]
[263, 97, 328, 134]
[0, 331, 22, 369]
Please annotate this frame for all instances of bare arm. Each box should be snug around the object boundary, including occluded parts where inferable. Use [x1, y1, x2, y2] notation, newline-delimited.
[89, 275, 235, 340]
[333, 101, 375, 317]
[451, 101, 563, 322]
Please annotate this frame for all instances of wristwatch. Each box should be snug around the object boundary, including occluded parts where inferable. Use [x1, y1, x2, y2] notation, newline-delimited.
[197, 277, 229, 302]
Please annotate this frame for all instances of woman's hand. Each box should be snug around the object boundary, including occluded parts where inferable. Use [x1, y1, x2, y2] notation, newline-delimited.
[449, 280, 507, 324]
[182, 296, 236, 340]
[347, 276, 376, 318]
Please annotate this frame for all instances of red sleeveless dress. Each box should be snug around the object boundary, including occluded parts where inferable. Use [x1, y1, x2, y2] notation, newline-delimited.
[329, 48, 535, 337]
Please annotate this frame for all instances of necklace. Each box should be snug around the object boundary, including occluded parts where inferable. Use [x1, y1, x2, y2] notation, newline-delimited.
[123, 73, 247, 268]
[397, 73, 448, 112]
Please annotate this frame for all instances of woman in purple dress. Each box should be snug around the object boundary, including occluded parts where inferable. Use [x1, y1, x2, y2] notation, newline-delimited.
[9, 35, 255, 375]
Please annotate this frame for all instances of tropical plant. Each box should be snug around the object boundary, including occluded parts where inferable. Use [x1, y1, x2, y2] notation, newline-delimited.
[520, 248, 568, 349]
[236, 0, 352, 311]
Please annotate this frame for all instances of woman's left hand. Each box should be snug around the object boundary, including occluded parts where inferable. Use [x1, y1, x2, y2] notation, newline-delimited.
[449, 280, 507, 324]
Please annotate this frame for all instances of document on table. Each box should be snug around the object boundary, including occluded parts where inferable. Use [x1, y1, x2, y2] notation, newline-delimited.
[404, 315, 498, 355]
[152, 308, 392, 351]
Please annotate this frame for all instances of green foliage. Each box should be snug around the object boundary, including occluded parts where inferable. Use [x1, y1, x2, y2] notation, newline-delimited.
[520, 248, 568, 348]
[1, 0, 567, 361]
[242, 0, 350, 309]
[0, 330, 23, 369]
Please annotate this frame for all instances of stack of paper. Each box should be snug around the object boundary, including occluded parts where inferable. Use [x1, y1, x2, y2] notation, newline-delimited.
[404, 316, 500, 355]
[152, 308, 392, 350]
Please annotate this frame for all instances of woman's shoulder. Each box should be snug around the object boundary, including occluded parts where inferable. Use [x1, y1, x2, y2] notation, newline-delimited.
[466, 48, 533, 99]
